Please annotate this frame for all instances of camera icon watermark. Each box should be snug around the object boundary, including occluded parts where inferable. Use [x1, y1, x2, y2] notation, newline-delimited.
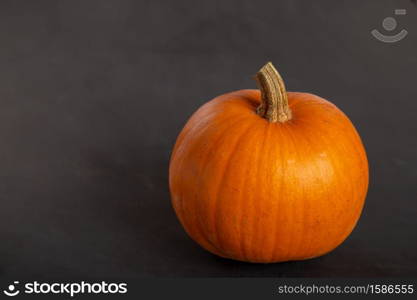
[371, 9, 408, 43]
[3, 281, 20, 297]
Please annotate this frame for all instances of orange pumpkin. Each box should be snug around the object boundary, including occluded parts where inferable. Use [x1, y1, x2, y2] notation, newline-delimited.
[169, 62, 368, 263]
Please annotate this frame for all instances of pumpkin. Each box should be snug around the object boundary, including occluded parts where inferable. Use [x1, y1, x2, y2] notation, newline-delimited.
[169, 62, 368, 263]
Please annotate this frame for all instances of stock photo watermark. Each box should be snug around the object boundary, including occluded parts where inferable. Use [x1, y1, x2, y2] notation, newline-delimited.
[371, 9, 408, 43]
[3, 281, 128, 297]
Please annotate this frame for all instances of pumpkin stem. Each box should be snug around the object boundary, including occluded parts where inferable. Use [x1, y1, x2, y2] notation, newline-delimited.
[255, 62, 292, 123]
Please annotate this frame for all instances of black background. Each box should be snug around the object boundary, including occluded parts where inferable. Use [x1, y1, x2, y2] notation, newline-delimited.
[0, 0, 416, 278]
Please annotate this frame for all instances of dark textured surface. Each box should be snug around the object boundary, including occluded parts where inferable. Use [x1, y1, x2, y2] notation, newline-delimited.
[0, 0, 416, 278]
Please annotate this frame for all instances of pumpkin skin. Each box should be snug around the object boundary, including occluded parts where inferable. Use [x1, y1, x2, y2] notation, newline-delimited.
[169, 88, 368, 263]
